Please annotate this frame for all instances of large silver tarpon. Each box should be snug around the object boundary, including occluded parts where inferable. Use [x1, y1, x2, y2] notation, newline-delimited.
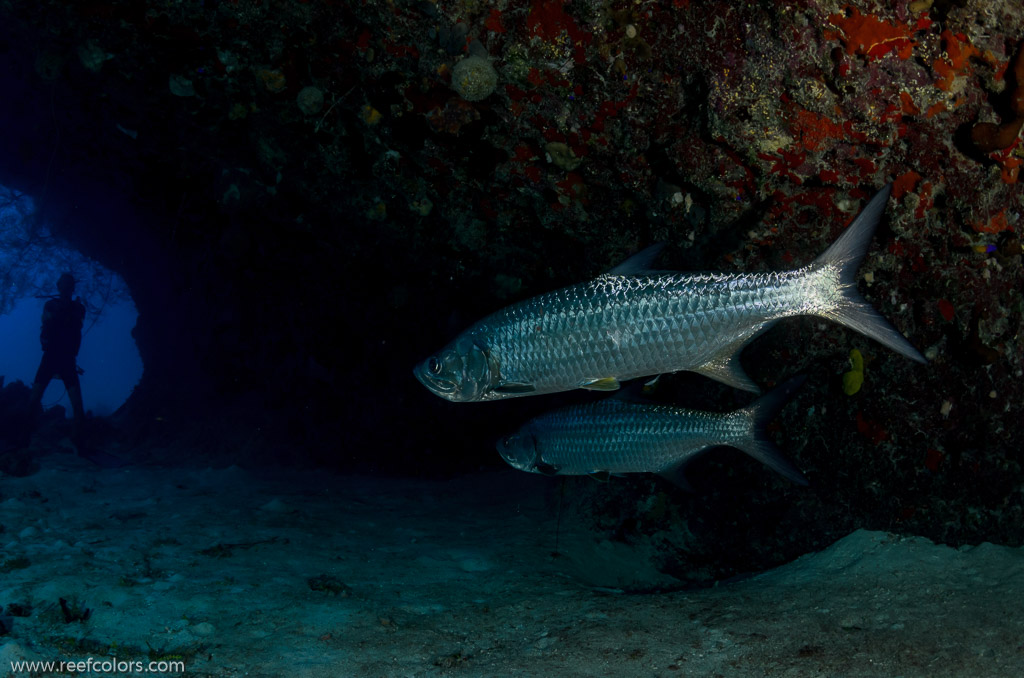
[415, 185, 925, 402]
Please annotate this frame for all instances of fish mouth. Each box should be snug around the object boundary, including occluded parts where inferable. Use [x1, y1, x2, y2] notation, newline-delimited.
[496, 439, 517, 467]
[413, 363, 458, 400]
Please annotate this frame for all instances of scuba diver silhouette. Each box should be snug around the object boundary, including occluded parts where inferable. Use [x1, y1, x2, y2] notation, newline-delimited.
[26, 272, 87, 444]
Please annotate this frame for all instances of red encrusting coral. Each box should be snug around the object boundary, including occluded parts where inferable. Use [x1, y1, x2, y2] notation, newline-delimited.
[938, 299, 955, 322]
[932, 30, 981, 92]
[924, 448, 945, 473]
[525, 0, 591, 64]
[891, 170, 922, 200]
[856, 411, 890, 446]
[790, 108, 865, 152]
[968, 42, 1024, 182]
[971, 209, 1014, 234]
[826, 7, 931, 61]
[484, 9, 505, 34]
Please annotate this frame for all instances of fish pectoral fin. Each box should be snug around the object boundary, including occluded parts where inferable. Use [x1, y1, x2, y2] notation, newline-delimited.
[694, 350, 760, 393]
[534, 461, 561, 476]
[494, 381, 536, 394]
[587, 471, 612, 483]
[579, 377, 621, 391]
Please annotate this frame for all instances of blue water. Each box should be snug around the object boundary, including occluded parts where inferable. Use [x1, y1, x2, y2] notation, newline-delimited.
[0, 294, 142, 416]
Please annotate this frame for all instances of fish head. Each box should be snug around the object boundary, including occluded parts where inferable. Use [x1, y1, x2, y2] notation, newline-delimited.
[496, 430, 538, 472]
[414, 336, 494, 402]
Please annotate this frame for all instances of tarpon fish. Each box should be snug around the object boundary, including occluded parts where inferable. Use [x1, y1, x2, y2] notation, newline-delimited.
[415, 184, 925, 401]
[498, 376, 809, 486]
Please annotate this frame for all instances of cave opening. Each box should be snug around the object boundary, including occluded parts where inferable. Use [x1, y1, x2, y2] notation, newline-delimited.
[0, 185, 142, 417]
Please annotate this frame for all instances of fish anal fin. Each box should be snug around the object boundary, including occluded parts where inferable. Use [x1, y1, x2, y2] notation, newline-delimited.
[694, 353, 760, 393]
[657, 464, 695, 492]
[733, 440, 809, 486]
[579, 377, 621, 392]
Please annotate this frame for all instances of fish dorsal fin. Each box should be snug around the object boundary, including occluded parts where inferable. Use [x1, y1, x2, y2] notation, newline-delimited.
[606, 243, 665, 275]
[694, 352, 760, 393]
[579, 376, 621, 391]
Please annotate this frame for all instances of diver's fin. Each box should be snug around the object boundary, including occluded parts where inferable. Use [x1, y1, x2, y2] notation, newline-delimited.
[733, 375, 810, 486]
[495, 381, 536, 394]
[809, 184, 926, 364]
[694, 350, 760, 393]
[579, 377, 621, 391]
[606, 243, 665, 275]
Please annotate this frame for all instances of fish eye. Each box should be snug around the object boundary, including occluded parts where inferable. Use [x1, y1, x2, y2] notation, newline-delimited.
[428, 357, 441, 375]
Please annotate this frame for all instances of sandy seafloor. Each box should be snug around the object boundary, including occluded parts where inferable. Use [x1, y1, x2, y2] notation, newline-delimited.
[2, 448, 1023, 678]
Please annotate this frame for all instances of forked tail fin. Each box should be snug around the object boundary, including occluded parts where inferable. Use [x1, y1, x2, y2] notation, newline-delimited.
[808, 184, 927, 364]
[734, 375, 810, 486]
[656, 376, 809, 490]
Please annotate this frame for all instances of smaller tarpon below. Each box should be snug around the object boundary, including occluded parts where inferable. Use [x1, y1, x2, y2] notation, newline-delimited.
[497, 376, 809, 487]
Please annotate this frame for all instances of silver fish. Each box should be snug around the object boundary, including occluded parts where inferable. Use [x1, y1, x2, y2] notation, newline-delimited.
[498, 376, 809, 486]
[415, 184, 925, 402]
